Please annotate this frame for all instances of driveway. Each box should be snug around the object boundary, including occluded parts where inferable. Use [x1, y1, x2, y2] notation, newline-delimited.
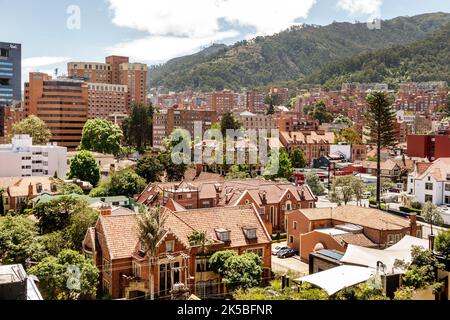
[271, 242, 309, 276]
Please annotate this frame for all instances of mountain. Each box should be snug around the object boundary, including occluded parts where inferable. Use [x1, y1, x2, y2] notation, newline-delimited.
[299, 22, 450, 89]
[148, 12, 450, 92]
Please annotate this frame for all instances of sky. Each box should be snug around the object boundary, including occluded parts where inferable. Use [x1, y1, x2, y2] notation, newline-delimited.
[1, 0, 449, 83]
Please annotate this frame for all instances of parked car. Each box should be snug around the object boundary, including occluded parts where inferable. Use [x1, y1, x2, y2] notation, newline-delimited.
[362, 192, 372, 199]
[277, 248, 296, 259]
[272, 245, 289, 256]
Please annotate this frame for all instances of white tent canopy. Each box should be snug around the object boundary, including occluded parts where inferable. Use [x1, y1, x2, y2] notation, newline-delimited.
[296, 266, 377, 296]
[340, 235, 429, 274]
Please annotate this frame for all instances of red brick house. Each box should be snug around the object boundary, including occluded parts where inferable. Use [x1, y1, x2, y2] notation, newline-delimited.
[136, 179, 316, 234]
[286, 205, 422, 261]
[82, 205, 272, 300]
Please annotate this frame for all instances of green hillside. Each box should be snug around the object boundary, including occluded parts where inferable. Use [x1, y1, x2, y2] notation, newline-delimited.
[148, 12, 450, 92]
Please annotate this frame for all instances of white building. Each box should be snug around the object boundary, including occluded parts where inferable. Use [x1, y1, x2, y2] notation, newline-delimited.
[0, 135, 67, 178]
[407, 158, 450, 206]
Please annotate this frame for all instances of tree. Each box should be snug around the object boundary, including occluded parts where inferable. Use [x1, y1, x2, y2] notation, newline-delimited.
[32, 195, 83, 234]
[158, 129, 191, 182]
[308, 101, 332, 124]
[68, 151, 100, 187]
[11, 115, 51, 145]
[65, 205, 98, 251]
[136, 156, 164, 183]
[421, 201, 444, 236]
[333, 114, 353, 127]
[395, 246, 445, 292]
[336, 128, 362, 145]
[108, 168, 147, 198]
[435, 229, 450, 259]
[137, 206, 167, 300]
[220, 113, 241, 137]
[226, 165, 251, 179]
[364, 92, 397, 208]
[0, 215, 46, 265]
[29, 249, 99, 300]
[263, 149, 293, 180]
[222, 253, 262, 290]
[305, 172, 325, 196]
[122, 103, 154, 153]
[329, 176, 357, 205]
[290, 148, 307, 169]
[57, 182, 84, 195]
[80, 119, 123, 156]
[209, 250, 238, 276]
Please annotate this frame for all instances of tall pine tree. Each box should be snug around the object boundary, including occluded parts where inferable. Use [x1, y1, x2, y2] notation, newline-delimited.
[365, 92, 397, 208]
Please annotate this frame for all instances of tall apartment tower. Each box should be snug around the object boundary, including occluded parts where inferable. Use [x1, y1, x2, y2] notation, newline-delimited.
[68, 56, 147, 108]
[24, 72, 88, 150]
[0, 42, 21, 138]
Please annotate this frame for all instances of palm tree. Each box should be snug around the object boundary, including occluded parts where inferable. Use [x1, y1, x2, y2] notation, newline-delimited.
[137, 206, 167, 300]
[188, 230, 208, 298]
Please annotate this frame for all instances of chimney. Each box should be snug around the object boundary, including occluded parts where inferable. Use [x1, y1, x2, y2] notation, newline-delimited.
[28, 183, 33, 197]
[409, 213, 417, 237]
[100, 204, 112, 216]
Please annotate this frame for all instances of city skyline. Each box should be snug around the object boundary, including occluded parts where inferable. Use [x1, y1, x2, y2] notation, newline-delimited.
[1, 0, 450, 85]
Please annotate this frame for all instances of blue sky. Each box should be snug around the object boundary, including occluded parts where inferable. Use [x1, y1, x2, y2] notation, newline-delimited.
[1, 0, 449, 82]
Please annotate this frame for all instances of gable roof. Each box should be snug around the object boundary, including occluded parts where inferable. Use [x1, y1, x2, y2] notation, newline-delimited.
[416, 158, 450, 182]
[0, 176, 59, 198]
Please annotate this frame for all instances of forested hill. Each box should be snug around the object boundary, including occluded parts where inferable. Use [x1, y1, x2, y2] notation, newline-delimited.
[148, 12, 450, 92]
[299, 22, 450, 89]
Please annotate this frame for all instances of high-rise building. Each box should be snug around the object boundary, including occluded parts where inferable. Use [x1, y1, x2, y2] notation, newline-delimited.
[0, 42, 21, 138]
[24, 72, 88, 149]
[153, 106, 217, 150]
[86, 82, 128, 120]
[68, 56, 148, 107]
[246, 91, 266, 113]
[209, 90, 237, 115]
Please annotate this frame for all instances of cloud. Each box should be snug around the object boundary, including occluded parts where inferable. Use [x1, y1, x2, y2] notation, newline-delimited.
[106, 0, 317, 63]
[337, 0, 383, 17]
[22, 56, 71, 68]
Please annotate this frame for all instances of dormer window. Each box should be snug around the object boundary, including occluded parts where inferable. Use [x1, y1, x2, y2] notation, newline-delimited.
[216, 229, 231, 242]
[50, 183, 57, 193]
[243, 227, 257, 240]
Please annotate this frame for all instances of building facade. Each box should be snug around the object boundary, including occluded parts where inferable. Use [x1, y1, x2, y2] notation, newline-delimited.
[0, 134, 67, 178]
[0, 42, 21, 139]
[407, 134, 450, 161]
[24, 72, 88, 149]
[86, 82, 128, 120]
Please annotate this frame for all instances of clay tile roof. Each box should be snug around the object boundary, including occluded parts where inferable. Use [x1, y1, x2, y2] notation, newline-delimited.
[168, 205, 271, 248]
[416, 162, 432, 175]
[296, 205, 410, 230]
[99, 214, 140, 259]
[333, 233, 376, 247]
[164, 198, 187, 212]
[0, 176, 59, 198]
[417, 158, 450, 182]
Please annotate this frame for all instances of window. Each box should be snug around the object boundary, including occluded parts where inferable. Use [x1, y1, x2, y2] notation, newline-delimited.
[416, 230, 423, 239]
[445, 184, 450, 192]
[216, 229, 231, 242]
[289, 236, 294, 244]
[293, 221, 298, 230]
[166, 240, 175, 253]
[425, 195, 433, 203]
[132, 261, 141, 278]
[196, 258, 210, 273]
[243, 227, 257, 240]
[186, 193, 192, 199]
[425, 183, 433, 191]
[177, 194, 183, 200]
[445, 196, 450, 205]
[103, 259, 111, 275]
[102, 279, 111, 295]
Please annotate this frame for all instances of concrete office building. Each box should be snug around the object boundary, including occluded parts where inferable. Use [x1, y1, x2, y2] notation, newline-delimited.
[0, 134, 67, 178]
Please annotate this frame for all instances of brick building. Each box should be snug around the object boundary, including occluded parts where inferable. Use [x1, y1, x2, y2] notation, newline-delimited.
[136, 179, 316, 233]
[286, 205, 422, 261]
[24, 72, 88, 149]
[86, 82, 128, 120]
[279, 131, 336, 164]
[83, 205, 272, 299]
[246, 91, 266, 113]
[208, 90, 237, 115]
[407, 134, 450, 160]
[152, 105, 217, 150]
